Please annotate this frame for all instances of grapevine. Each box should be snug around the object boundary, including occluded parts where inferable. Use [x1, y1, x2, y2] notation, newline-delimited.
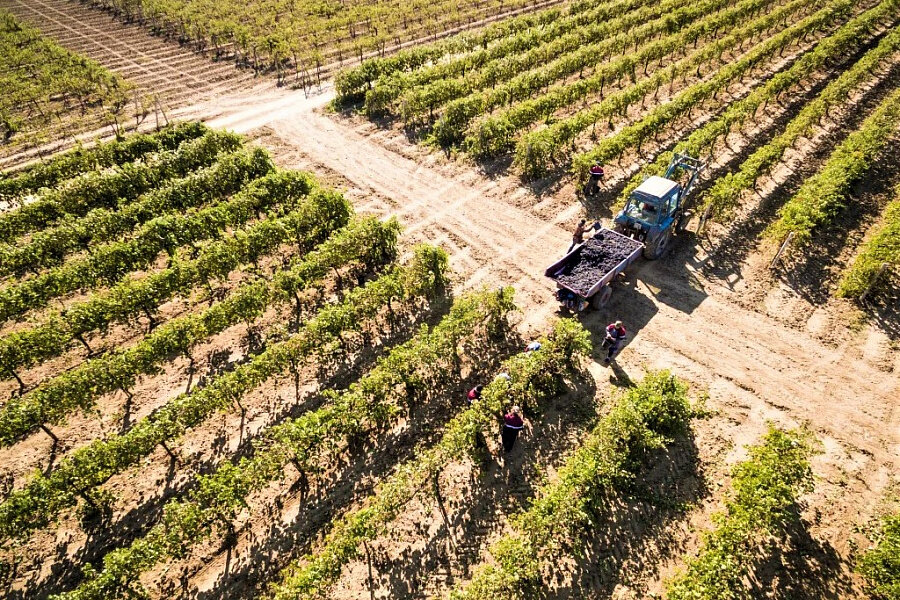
[0, 227, 434, 543]
[617, 1, 899, 207]
[702, 25, 900, 217]
[377, 0, 689, 120]
[85, 0, 555, 83]
[858, 511, 900, 599]
[268, 318, 591, 600]
[450, 370, 693, 599]
[0, 177, 345, 381]
[0, 168, 306, 324]
[665, 426, 816, 600]
[362, 0, 662, 115]
[764, 84, 900, 246]
[562, 0, 855, 179]
[0, 181, 350, 445]
[0, 147, 273, 277]
[445, 0, 783, 152]
[838, 184, 900, 298]
[0, 10, 131, 153]
[53, 285, 510, 600]
[0, 129, 242, 244]
[336, 2, 575, 100]
[0, 121, 208, 201]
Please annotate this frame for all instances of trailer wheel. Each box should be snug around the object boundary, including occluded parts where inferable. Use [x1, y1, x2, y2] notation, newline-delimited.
[591, 286, 612, 309]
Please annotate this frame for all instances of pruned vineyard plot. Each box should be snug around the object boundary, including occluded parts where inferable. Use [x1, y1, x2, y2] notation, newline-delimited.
[0, 9, 131, 156]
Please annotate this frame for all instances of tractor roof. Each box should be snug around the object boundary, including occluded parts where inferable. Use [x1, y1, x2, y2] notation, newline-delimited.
[633, 175, 679, 200]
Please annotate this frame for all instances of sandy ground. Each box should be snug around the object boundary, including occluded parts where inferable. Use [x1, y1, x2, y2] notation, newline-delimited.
[1, 0, 898, 598]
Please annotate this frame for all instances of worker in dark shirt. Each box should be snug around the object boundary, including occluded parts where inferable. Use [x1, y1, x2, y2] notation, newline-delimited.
[501, 406, 524, 452]
[569, 219, 588, 252]
[603, 320, 626, 364]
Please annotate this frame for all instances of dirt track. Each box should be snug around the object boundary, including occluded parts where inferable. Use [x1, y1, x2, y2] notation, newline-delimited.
[2, 0, 898, 597]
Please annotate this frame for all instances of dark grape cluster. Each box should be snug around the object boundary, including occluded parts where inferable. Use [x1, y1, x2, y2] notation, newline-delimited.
[555, 232, 640, 296]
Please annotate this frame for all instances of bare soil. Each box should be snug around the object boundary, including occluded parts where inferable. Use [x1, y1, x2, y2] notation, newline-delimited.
[1, 1, 897, 599]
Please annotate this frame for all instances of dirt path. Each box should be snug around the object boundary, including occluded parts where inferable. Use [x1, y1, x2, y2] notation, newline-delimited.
[204, 87, 899, 448]
[2, 2, 898, 597]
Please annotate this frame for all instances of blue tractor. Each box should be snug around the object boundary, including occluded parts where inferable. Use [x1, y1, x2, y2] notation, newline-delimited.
[614, 153, 706, 259]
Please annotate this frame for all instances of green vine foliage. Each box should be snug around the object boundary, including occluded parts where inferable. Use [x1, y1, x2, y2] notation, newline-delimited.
[388, 0, 699, 123]
[0, 182, 351, 445]
[0, 10, 131, 152]
[838, 184, 900, 298]
[54, 283, 508, 600]
[0, 176, 340, 381]
[467, 0, 784, 158]
[0, 146, 274, 277]
[665, 426, 816, 600]
[451, 370, 692, 600]
[335, 5, 569, 100]
[0, 129, 242, 244]
[616, 0, 899, 209]
[0, 238, 442, 543]
[0, 168, 312, 323]
[564, 0, 853, 179]
[0, 122, 208, 201]
[859, 513, 900, 600]
[702, 23, 900, 218]
[268, 317, 591, 600]
[765, 84, 900, 246]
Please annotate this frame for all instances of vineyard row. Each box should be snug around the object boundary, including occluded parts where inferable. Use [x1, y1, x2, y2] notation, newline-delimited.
[57, 283, 506, 600]
[0, 231, 437, 543]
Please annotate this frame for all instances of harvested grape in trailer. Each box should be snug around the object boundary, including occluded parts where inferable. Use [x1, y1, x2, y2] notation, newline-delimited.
[546, 153, 705, 311]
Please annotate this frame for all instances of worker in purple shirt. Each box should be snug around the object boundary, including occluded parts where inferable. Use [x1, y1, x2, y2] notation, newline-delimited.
[466, 384, 483, 404]
[501, 406, 524, 452]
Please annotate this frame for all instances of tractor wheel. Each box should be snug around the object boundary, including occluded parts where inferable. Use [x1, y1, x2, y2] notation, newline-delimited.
[591, 286, 613, 309]
[676, 211, 690, 232]
[644, 228, 673, 260]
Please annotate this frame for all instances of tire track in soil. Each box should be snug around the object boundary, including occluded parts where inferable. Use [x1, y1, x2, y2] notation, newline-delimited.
[214, 94, 898, 600]
[0, 0, 266, 169]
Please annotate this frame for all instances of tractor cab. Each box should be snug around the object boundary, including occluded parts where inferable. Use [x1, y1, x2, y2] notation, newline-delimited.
[614, 153, 706, 259]
[620, 176, 679, 227]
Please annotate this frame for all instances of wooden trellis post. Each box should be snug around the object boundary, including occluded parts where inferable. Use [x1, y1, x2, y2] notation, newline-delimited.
[770, 232, 794, 269]
[860, 262, 890, 304]
[697, 203, 713, 235]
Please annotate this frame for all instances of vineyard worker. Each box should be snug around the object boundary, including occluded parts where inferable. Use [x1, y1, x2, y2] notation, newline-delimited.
[584, 162, 605, 197]
[525, 341, 542, 353]
[501, 406, 525, 452]
[568, 219, 588, 252]
[603, 320, 627, 364]
[467, 385, 484, 404]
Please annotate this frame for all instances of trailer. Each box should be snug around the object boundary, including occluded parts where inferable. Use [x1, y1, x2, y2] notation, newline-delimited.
[545, 227, 643, 311]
